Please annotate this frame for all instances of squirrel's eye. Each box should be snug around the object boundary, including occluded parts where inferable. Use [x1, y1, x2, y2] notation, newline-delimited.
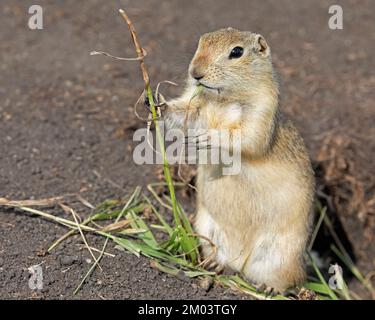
[229, 46, 244, 59]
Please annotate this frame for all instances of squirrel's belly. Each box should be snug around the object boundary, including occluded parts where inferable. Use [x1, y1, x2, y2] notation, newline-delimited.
[196, 161, 312, 288]
[197, 161, 307, 227]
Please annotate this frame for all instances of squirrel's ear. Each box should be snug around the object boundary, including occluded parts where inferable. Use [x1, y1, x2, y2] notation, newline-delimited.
[255, 35, 270, 57]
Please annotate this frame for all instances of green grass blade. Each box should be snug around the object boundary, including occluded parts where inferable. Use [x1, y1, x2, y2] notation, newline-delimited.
[331, 244, 374, 295]
[111, 235, 193, 268]
[308, 253, 338, 300]
[143, 195, 173, 236]
[126, 210, 159, 249]
[308, 205, 326, 251]
[303, 282, 333, 295]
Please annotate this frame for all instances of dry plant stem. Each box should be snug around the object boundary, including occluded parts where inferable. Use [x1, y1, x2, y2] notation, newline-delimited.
[118, 10, 149, 86]
[0, 196, 63, 207]
[190, 233, 217, 267]
[84, 245, 115, 257]
[119, 9, 181, 227]
[73, 187, 140, 294]
[155, 80, 177, 94]
[3, 205, 97, 232]
[134, 91, 152, 121]
[90, 50, 146, 61]
[147, 183, 173, 211]
[76, 195, 95, 209]
[48, 215, 93, 252]
[61, 203, 102, 271]
[73, 238, 109, 295]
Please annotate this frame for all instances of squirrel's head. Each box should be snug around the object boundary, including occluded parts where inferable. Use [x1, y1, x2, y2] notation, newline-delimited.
[189, 28, 277, 98]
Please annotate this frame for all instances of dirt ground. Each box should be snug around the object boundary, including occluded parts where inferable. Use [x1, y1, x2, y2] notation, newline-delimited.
[0, 0, 374, 299]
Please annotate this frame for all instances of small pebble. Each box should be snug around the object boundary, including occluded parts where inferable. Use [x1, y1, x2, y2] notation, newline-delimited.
[60, 255, 79, 266]
[198, 277, 213, 292]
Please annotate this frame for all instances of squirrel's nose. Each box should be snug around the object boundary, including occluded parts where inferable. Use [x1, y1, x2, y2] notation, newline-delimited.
[190, 68, 205, 81]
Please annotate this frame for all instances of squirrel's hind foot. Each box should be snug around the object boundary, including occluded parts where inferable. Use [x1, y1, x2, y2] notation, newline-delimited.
[253, 282, 281, 297]
[203, 260, 224, 274]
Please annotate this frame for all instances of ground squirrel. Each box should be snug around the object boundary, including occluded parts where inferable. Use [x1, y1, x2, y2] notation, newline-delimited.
[152, 28, 315, 291]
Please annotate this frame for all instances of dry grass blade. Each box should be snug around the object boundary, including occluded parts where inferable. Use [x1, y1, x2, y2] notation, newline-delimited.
[118, 9, 149, 85]
[101, 219, 133, 232]
[191, 233, 217, 267]
[73, 187, 141, 294]
[155, 80, 178, 98]
[143, 195, 173, 236]
[60, 203, 102, 271]
[134, 90, 152, 121]
[83, 246, 115, 258]
[90, 50, 146, 61]
[1, 204, 97, 232]
[0, 196, 63, 207]
[147, 183, 173, 211]
[73, 238, 109, 295]
[76, 195, 95, 209]
[48, 216, 92, 252]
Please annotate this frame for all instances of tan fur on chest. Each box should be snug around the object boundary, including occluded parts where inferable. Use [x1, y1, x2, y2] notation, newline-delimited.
[198, 156, 309, 227]
[193, 100, 242, 132]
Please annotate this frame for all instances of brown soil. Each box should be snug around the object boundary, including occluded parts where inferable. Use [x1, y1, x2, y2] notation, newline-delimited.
[0, 0, 374, 299]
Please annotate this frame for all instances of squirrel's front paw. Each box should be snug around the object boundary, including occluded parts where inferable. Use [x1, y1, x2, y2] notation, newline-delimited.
[144, 93, 166, 113]
[185, 130, 223, 151]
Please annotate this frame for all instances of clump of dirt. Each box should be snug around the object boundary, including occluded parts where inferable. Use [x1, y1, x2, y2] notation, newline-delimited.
[317, 132, 374, 231]
[316, 130, 375, 267]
